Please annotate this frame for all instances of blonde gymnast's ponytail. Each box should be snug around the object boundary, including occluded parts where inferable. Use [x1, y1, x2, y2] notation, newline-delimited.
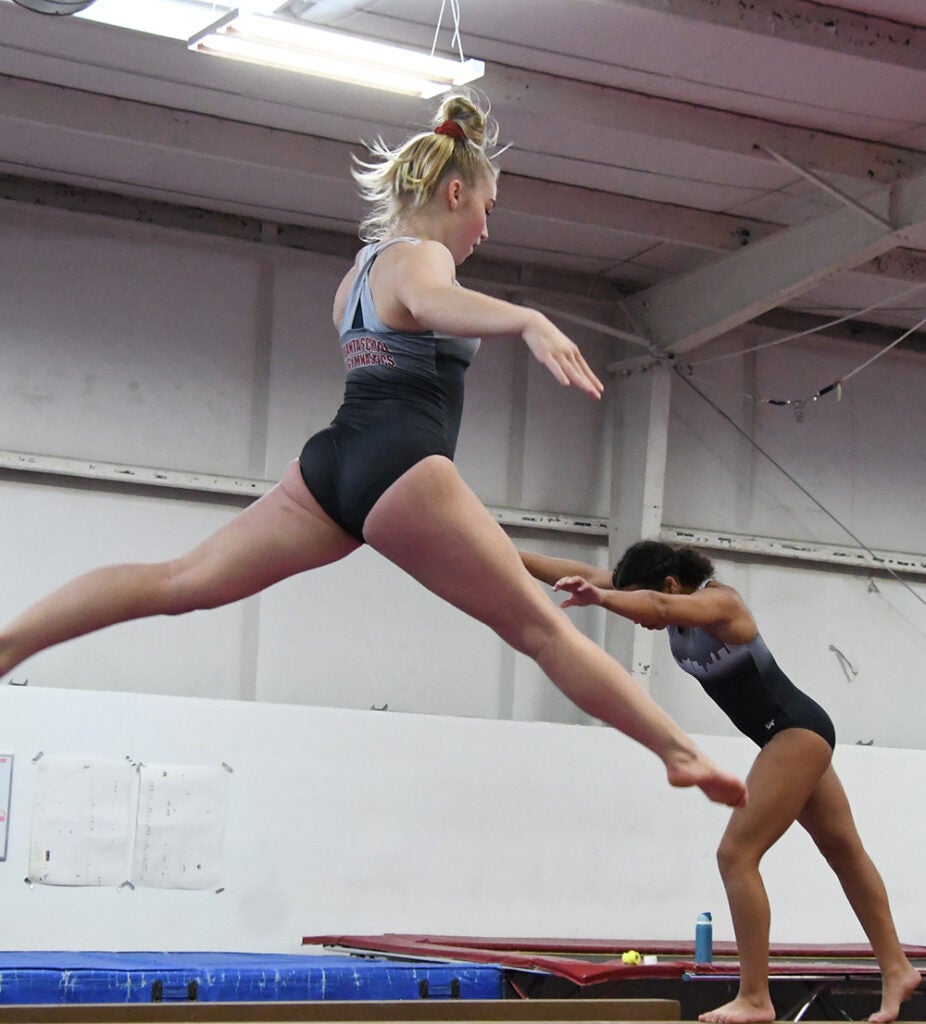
[352, 92, 500, 242]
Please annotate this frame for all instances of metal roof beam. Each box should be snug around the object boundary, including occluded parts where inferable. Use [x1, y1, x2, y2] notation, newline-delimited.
[621, 170, 926, 352]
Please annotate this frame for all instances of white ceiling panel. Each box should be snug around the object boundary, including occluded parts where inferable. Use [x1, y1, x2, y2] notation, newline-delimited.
[723, 192, 833, 226]
[505, 149, 769, 212]
[624, 242, 721, 276]
[538, 124, 794, 191]
[352, 0, 744, 74]
[680, 35, 926, 123]
[490, 211, 665, 263]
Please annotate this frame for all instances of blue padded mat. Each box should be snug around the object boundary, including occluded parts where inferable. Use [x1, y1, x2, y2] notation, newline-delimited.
[0, 951, 504, 1005]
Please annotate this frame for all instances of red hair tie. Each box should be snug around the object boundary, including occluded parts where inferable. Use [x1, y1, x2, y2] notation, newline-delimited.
[435, 119, 467, 142]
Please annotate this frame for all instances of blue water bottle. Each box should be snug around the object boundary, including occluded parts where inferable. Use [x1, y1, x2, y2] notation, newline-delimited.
[695, 911, 713, 964]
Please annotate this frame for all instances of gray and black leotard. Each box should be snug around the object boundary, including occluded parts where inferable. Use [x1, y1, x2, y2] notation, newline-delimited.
[299, 237, 480, 541]
[667, 624, 835, 749]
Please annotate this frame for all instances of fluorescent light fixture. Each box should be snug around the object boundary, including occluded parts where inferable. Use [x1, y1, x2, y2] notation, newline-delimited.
[190, 13, 484, 97]
[75, 0, 237, 41]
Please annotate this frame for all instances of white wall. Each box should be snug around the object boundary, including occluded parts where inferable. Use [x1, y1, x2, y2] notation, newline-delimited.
[2, 684, 924, 952]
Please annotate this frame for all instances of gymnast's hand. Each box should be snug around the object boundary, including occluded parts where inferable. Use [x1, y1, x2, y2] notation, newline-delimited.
[553, 576, 605, 608]
[522, 314, 603, 399]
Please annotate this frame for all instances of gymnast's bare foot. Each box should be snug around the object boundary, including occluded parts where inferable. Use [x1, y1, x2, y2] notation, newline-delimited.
[665, 751, 748, 808]
[869, 965, 922, 1022]
[698, 996, 775, 1023]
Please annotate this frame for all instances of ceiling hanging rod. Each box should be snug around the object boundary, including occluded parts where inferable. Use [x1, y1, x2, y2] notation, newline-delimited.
[754, 143, 893, 231]
[525, 301, 656, 351]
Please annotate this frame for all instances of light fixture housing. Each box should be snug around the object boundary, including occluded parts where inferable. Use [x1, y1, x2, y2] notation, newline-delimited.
[190, 13, 484, 98]
[12, 0, 97, 13]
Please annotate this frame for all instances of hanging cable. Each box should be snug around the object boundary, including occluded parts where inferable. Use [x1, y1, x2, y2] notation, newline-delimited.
[690, 282, 926, 368]
[675, 371, 926, 608]
[671, 308, 926, 416]
[526, 301, 657, 352]
[431, 0, 466, 61]
[840, 311, 926, 384]
[675, 366, 846, 423]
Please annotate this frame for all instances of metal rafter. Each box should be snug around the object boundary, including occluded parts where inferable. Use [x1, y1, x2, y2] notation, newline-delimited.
[621, 169, 926, 352]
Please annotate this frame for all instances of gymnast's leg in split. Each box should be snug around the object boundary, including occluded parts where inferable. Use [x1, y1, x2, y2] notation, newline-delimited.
[362, 453, 746, 808]
[0, 461, 361, 676]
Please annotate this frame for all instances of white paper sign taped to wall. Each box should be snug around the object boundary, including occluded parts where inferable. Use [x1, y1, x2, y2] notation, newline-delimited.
[28, 756, 135, 885]
[28, 756, 229, 889]
[131, 763, 228, 890]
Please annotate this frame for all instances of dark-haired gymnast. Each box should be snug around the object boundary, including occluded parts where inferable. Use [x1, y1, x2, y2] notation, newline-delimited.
[522, 540, 920, 1024]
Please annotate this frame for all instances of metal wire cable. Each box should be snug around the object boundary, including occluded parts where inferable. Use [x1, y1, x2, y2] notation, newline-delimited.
[675, 371, 926, 607]
[690, 282, 926, 367]
[840, 311, 926, 383]
[674, 308, 926, 411]
[431, 0, 466, 61]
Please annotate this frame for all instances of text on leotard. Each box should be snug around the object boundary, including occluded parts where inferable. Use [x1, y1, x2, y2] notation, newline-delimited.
[343, 336, 397, 370]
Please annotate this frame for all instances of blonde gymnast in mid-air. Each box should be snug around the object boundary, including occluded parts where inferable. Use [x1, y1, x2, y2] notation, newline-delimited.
[0, 93, 746, 809]
[522, 539, 921, 1024]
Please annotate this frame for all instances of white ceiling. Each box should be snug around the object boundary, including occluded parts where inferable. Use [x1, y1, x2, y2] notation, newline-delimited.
[2, 0, 926, 351]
